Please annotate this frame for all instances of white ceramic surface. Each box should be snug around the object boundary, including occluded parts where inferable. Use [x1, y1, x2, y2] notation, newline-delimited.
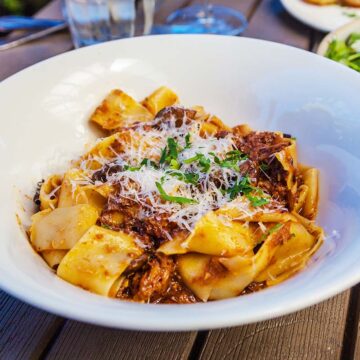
[317, 18, 360, 54]
[282, 0, 360, 32]
[1, 35, 360, 331]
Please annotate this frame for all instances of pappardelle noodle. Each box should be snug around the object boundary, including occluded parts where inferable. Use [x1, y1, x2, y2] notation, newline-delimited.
[29, 86, 323, 303]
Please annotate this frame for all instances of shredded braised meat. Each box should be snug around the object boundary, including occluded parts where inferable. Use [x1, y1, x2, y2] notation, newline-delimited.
[93, 115, 296, 303]
[116, 254, 198, 303]
[234, 131, 293, 205]
[99, 186, 183, 249]
[236, 131, 290, 161]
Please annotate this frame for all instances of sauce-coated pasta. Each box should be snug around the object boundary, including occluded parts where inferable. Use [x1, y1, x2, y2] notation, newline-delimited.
[29, 86, 323, 303]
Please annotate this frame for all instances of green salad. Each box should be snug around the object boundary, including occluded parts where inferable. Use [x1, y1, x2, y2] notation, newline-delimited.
[325, 33, 360, 72]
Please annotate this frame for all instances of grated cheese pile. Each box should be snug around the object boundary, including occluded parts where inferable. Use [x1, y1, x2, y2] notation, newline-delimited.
[75, 108, 286, 232]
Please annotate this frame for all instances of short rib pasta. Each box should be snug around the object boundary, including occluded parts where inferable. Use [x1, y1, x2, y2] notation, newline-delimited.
[29, 86, 324, 303]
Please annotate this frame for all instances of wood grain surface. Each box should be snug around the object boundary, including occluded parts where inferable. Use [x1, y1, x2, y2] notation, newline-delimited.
[0, 292, 64, 360]
[0, 1, 359, 359]
[199, 292, 350, 360]
[0, 0, 72, 80]
[244, 0, 311, 49]
[46, 322, 196, 360]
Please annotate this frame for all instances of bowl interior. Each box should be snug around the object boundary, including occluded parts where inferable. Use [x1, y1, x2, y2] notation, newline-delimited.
[1, 35, 360, 330]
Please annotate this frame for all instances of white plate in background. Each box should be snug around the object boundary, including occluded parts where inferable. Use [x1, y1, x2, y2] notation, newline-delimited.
[317, 18, 360, 54]
[281, 0, 360, 32]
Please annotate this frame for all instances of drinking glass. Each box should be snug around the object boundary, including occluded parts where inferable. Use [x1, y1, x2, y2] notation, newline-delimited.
[166, 0, 247, 35]
[64, 0, 136, 48]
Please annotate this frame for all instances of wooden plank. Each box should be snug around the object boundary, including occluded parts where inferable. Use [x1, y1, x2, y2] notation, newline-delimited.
[199, 292, 350, 360]
[45, 321, 196, 360]
[244, 0, 311, 49]
[345, 285, 360, 360]
[354, 316, 360, 359]
[0, 291, 65, 360]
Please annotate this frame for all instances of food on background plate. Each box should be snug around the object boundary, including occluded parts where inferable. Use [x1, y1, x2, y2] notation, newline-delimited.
[304, 0, 337, 5]
[343, 0, 360, 7]
[325, 32, 360, 71]
[304, 0, 360, 6]
[29, 86, 324, 304]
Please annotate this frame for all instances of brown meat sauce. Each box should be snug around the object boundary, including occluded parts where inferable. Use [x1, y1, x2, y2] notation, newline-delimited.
[236, 131, 293, 205]
[116, 254, 198, 304]
[92, 118, 295, 303]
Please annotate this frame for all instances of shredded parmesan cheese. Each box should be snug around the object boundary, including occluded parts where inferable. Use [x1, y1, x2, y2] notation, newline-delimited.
[73, 109, 286, 231]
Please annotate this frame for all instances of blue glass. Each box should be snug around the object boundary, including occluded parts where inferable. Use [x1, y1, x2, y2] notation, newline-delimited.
[164, 2, 247, 36]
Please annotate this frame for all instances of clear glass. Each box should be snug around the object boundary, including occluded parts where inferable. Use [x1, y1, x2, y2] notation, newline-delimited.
[165, 1, 248, 36]
[64, 0, 136, 48]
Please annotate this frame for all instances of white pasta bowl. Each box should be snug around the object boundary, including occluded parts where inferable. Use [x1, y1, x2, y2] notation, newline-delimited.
[1, 35, 360, 331]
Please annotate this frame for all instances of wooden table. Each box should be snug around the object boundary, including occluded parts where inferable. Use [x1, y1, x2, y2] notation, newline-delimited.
[1, 1, 360, 359]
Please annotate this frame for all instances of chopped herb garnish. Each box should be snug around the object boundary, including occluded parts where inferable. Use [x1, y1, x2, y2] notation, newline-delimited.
[185, 133, 191, 149]
[164, 170, 200, 184]
[167, 138, 179, 160]
[269, 223, 283, 234]
[184, 172, 200, 184]
[209, 150, 247, 172]
[159, 147, 167, 164]
[227, 175, 253, 200]
[209, 152, 221, 165]
[226, 175, 269, 206]
[159, 137, 181, 165]
[125, 158, 159, 171]
[247, 195, 269, 207]
[224, 150, 248, 161]
[155, 182, 198, 204]
[218, 160, 240, 172]
[169, 159, 180, 170]
[198, 156, 211, 173]
[140, 158, 159, 168]
[124, 164, 142, 171]
[183, 153, 202, 164]
[183, 153, 211, 173]
[343, 11, 358, 18]
[259, 162, 269, 172]
[259, 223, 283, 242]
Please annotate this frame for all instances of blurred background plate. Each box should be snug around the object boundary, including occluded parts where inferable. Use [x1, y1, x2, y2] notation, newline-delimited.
[317, 17, 360, 54]
[281, 0, 360, 32]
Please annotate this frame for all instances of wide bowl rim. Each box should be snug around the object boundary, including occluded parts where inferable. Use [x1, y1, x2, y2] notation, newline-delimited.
[1, 34, 360, 331]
